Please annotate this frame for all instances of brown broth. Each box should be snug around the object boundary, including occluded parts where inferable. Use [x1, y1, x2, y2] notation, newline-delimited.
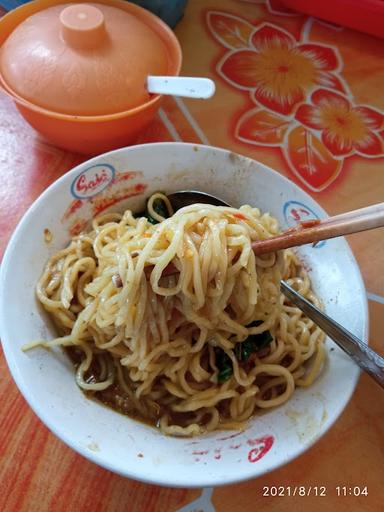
[64, 347, 187, 429]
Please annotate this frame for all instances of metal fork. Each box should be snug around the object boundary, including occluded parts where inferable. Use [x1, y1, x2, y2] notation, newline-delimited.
[280, 281, 384, 389]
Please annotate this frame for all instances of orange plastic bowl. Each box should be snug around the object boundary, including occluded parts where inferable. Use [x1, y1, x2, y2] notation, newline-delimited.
[0, 0, 182, 154]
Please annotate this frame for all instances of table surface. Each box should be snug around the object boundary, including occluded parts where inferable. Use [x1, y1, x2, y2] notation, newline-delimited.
[1, 1, 383, 511]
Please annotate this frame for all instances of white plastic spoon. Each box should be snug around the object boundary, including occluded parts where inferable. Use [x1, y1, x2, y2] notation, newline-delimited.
[147, 76, 215, 99]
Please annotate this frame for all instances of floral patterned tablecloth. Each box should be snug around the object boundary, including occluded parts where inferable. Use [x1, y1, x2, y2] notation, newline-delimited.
[0, 1, 383, 511]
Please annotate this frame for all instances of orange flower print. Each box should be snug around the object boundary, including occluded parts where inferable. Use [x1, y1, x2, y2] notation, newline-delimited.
[207, 10, 384, 192]
[218, 23, 343, 116]
[296, 89, 384, 157]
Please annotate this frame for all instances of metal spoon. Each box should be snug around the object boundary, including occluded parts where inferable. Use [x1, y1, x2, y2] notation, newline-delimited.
[281, 281, 384, 388]
[167, 190, 230, 210]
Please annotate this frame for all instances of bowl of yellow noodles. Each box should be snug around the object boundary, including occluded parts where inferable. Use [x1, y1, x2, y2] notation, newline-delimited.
[0, 142, 367, 487]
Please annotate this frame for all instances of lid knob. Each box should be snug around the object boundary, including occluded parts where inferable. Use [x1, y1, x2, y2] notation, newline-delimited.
[60, 4, 106, 49]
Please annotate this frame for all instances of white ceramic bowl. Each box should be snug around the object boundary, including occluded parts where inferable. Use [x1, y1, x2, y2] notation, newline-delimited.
[0, 142, 368, 487]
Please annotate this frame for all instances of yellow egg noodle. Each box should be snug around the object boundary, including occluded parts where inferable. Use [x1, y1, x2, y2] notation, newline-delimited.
[30, 194, 326, 436]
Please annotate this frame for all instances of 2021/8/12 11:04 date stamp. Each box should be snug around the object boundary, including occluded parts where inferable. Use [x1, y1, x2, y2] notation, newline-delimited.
[262, 486, 369, 497]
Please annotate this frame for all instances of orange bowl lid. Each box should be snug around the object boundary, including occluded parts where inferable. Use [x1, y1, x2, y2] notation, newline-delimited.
[0, 2, 171, 115]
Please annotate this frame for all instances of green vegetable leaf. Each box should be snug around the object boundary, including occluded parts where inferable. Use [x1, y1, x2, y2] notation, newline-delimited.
[134, 211, 158, 224]
[234, 321, 273, 362]
[215, 348, 233, 383]
[152, 198, 169, 219]
[134, 197, 170, 225]
[146, 214, 159, 225]
[218, 366, 233, 383]
[215, 321, 273, 381]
